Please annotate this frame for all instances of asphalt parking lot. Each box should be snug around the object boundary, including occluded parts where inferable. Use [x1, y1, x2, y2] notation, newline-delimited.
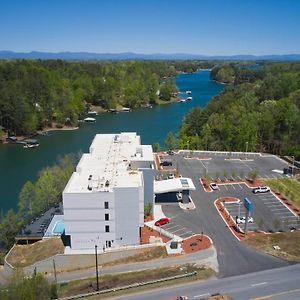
[212, 184, 299, 232]
[156, 151, 295, 277]
[160, 221, 195, 239]
[164, 150, 290, 180]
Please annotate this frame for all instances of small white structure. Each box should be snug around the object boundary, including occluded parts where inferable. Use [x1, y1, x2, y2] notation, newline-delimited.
[154, 178, 195, 204]
[84, 117, 96, 123]
[63, 133, 154, 250]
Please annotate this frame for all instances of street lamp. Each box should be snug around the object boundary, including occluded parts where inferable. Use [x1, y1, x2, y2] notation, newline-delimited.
[238, 200, 242, 218]
[95, 245, 99, 291]
[187, 140, 190, 151]
[245, 141, 248, 161]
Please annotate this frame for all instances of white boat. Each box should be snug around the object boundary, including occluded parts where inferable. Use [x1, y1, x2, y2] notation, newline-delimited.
[23, 143, 39, 149]
[87, 111, 98, 116]
[84, 117, 96, 123]
[186, 90, 192, 94]
[122, 107, 131, 112]
[179, 99, 186, 103]
[186, 97, 193, 101]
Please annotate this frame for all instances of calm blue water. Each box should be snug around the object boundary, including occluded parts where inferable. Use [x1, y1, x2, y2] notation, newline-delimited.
[0, 70, 224, 212]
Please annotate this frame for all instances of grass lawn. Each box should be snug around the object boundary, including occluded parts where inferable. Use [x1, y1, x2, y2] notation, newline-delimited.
[102, 246, 167, 267]
[244, 231, 300, 262]
[58, 264, 215, 299]
[265, 178, 300, 209]
[6, 237, 64, 268]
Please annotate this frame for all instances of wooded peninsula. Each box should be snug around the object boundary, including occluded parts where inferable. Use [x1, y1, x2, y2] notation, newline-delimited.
[179, 62, 300, 159]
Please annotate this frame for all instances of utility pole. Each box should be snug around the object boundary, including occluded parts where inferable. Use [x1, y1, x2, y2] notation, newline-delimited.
[52, 259, 57, 284]
[245, 141, 248, 160]
[292, 156, 295, 177]
[95, 245, 99, 291]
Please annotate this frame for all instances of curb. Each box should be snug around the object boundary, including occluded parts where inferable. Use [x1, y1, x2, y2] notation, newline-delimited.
[214, 198, 242, 242]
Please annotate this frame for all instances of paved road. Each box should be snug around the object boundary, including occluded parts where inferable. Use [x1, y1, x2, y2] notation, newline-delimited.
[48, 247, 217, 283]
[161, 155, 290, 278]
[115, 264, 300, 300]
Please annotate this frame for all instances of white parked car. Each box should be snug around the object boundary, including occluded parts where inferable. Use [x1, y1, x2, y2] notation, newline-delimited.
[237, 216, 254, 224]
[252, 186, 270, 194]
[237, 217, 245, 224]
[210, 182, 219, 190]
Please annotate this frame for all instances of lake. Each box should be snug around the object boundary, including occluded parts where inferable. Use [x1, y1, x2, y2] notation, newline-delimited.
[0, 70, 224, 212]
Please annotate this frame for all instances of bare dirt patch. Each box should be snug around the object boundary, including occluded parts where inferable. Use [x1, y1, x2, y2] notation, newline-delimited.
[6, 237, 64, 268]
[102, 246, 168, 267]
[182, 234, 212, 254]
[244, 231, 300, 262]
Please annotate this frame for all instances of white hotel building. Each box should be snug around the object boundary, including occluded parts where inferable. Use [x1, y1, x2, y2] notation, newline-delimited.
[62, 132, 154, 250]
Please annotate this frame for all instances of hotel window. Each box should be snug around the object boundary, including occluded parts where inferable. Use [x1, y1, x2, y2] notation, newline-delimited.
[105, 225, 110, 233]
[105, 213, 109, 221]
[104, 201, 109, 209]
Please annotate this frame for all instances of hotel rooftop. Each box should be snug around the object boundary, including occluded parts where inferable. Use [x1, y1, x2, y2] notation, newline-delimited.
[64, 132, 153, 194]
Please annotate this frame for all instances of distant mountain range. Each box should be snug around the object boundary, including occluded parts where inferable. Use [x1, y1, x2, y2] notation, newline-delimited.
[0, 50, 300, 61]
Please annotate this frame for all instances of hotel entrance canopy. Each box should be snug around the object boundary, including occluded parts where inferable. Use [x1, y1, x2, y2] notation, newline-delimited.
[154, 177, 196, 194]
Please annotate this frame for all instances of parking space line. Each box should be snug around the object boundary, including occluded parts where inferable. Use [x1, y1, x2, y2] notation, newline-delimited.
[240, 160, 253, 171]
[264, 201, 283, 204]
[274, 212, 295, 215]
[231, 184, 236, 190]
[164, 225, 181, 230]
[261, 199, 278, 202]
[181, 231, 193, 236]
[172, 228, 188, 233]
[259, 194, 276, 198]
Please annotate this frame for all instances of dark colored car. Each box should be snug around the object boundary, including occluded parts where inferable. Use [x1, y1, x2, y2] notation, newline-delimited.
[154, 217, 170, 226]
[160, 160, 172, 166]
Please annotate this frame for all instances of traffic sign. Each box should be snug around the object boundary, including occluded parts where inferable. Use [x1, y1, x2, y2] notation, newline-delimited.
[244, 197, 253, 214]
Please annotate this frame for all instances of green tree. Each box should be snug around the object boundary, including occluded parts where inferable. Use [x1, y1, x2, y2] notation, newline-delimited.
[1, 271, 57, 300]
[18, 181, 36, 219]
[152, 143, 160, 153]
[144, 203, 153, 217]
[248, 170, 258, 182]
[0, 210, 19, 249]
[159, 82, 175, 101]
[165, 132, 177, 150]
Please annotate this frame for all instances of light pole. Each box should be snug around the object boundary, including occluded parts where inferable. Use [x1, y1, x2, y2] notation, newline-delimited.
[95, 245, 99, 291]
[291, 156, 295, 177]
[187, 140, 190, 151]
[238, 200, 241, 218]
[245, 141, 248, 161]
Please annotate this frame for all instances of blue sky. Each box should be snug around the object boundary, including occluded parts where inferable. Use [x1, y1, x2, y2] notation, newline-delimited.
[1, 0, 299, 55]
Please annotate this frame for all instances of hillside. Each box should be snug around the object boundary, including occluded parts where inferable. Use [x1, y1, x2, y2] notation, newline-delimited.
[179, 62, 300, 159]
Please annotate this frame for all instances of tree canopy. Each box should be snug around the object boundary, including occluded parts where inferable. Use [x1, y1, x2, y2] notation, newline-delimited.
[180, 62, 300, 159]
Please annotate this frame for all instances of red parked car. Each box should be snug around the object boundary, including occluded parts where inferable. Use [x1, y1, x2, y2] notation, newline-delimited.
[155, 218, 170, 226]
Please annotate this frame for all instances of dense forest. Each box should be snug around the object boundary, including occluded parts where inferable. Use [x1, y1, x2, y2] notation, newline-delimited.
[179, 62, 300, 159]
[0, 154, 76, 252]
[0, 60, 216, 136]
